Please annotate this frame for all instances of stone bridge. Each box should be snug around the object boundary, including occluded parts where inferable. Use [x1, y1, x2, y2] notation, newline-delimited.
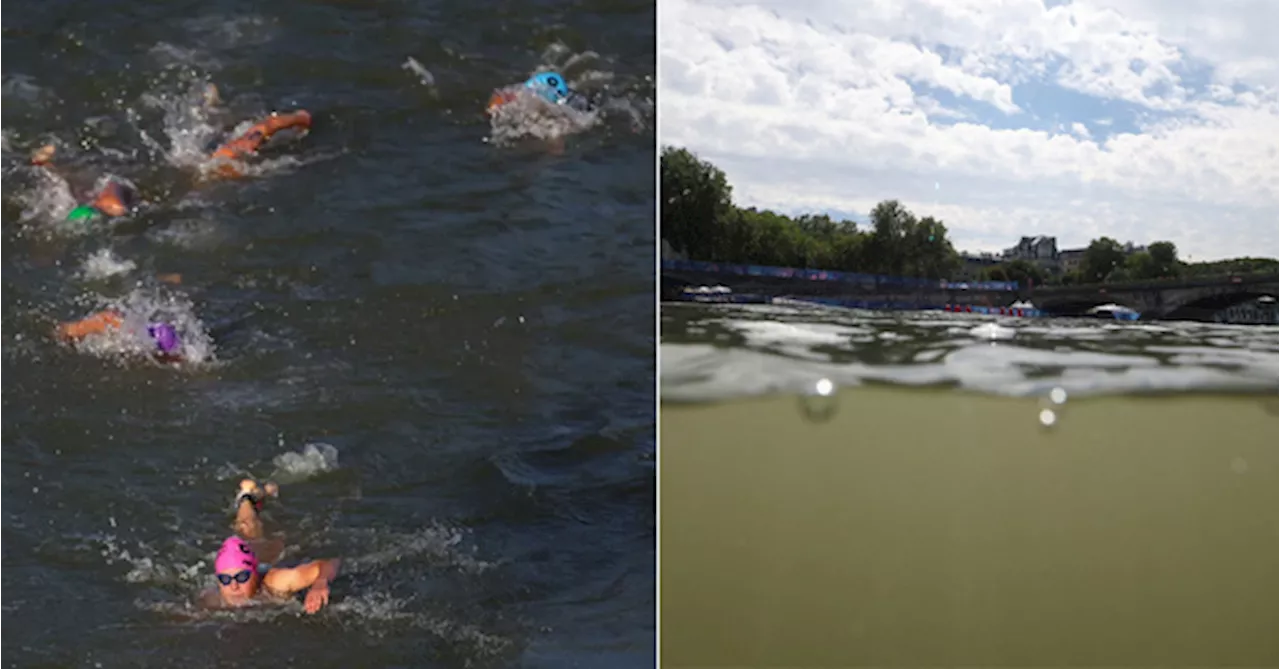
[1030, 273, 1279, 320]
[663, 263, 1278, 321]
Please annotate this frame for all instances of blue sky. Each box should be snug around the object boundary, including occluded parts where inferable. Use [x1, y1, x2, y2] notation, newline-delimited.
[661, 0, 1279, 261]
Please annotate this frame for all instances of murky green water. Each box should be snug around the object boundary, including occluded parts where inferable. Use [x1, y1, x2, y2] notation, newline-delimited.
[660, 303, 1278, 667]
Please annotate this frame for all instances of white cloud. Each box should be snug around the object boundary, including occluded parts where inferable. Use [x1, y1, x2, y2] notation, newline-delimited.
[661, 0, 1279, 260]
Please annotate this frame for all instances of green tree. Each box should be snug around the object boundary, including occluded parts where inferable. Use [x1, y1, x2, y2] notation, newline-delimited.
[1003, 259, 1046, 287]
[1146, 241, 1179, 277]
[867, 200, 915, 276]
[982, 266, 1009, 282]
[1081, 237, 1126, 283]
[661, 146, 965, 279]
[1124, 251, 1157, 280]
[661, 146, 735, 262]
[909, 216, 961, 279]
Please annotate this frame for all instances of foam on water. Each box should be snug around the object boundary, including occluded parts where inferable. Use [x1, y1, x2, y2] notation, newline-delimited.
[402, 56, 439, 97]
[341, 524, 499, 576]
[12, 164, 80, 228]
[487, 88, 601, 145]
[78, 249, 139, 281]
[269, 442, 340, 482]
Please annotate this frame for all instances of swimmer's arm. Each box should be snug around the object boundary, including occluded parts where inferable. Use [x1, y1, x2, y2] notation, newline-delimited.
[210, 110, 311, 162]
[261, 110, 312, 137]
[57, 310, 124, 341]
[29, 144, 99, 189]
[263, 558, 341, 614]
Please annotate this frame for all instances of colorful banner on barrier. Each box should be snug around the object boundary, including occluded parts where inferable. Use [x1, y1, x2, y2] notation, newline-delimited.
[661, 259, 1020, 292]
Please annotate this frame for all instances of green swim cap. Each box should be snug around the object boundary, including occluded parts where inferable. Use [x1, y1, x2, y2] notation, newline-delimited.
[66, 205, 102, 222]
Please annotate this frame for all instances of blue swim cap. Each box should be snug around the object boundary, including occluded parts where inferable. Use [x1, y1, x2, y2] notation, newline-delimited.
[524, 72, 570, 103]
[147, 323, 181, 355]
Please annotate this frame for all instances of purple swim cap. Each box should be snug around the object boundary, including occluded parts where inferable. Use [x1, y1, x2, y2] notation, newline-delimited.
[147, 323, 181, 354]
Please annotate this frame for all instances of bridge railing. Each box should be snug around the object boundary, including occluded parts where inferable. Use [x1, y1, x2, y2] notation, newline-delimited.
[661, 259, 1021, 292]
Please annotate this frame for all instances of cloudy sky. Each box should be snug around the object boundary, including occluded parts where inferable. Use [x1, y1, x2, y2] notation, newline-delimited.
[660, 0, 1278, 261]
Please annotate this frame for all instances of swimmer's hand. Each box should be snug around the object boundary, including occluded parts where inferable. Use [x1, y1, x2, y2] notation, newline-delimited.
[303, 581, 329, 614]
[237, 478, 279, 504]
[31, 145, 56, 166]
[203, 84, 222, 109]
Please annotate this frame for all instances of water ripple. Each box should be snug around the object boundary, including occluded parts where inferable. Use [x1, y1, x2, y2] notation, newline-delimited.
[662, 303, 1278, 402]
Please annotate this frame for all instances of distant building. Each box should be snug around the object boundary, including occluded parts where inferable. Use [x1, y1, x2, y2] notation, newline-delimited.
[956, 252, 1002, 279]
[1003, 235, 1059, 272]
[1058, 247, 1086, 274]
[1057, 242, 1145, 275]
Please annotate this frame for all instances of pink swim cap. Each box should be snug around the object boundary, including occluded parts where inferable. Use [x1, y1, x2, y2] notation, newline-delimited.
[214, 536, 258, 574]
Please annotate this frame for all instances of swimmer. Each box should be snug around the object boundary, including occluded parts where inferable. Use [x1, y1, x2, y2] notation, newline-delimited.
[486, 71, 595, 115]
[30, 145, 139, 223]
[56, 310, 184, 362]
[198, 535, 342, 614]
[208, 109, 313, 177]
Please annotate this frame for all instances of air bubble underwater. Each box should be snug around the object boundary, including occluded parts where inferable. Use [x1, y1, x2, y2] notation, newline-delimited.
[1037, 386, 1069, 430]
[798, 377, 838, 423]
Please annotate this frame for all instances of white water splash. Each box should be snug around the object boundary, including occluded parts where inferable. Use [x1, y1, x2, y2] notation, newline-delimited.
[968, 321, 1016, 341]
[342, 524, 499, 576]
[137, 79, 224, 170]
[487, 88, 601, 145]
[16, 165, 79, 225]
[78, 248, 138, 281]
[401, 56, 438, 97]
[270, 442, 340, 482]
[63, 285, 216, 366]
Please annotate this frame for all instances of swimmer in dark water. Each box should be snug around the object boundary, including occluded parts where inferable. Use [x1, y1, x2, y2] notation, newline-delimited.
[30, 145, 139, 223]
[56, 310, 185, 363]
[29, 90, 311, 220]
[207, 108, 313, 178]
[486, 71, 595, 115]
[197, 478, 341, 614]
[198, 535, 342, 614]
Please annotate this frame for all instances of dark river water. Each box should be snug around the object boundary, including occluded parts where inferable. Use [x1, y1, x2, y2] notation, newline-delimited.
[2, 0, 655, 666]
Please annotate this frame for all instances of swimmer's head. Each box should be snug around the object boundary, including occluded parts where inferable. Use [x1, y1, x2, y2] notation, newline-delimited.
[524, 71, 570, 104]
[215, 536, 259, 596]
[86, 181, 138, 218]
[66, 205, 101, 223]
[146, 323, 181, 356]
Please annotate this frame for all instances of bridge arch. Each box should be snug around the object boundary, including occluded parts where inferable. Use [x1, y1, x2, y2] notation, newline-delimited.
[1035, 296, 1140, 318]
[1164, 290, 1279, 322]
